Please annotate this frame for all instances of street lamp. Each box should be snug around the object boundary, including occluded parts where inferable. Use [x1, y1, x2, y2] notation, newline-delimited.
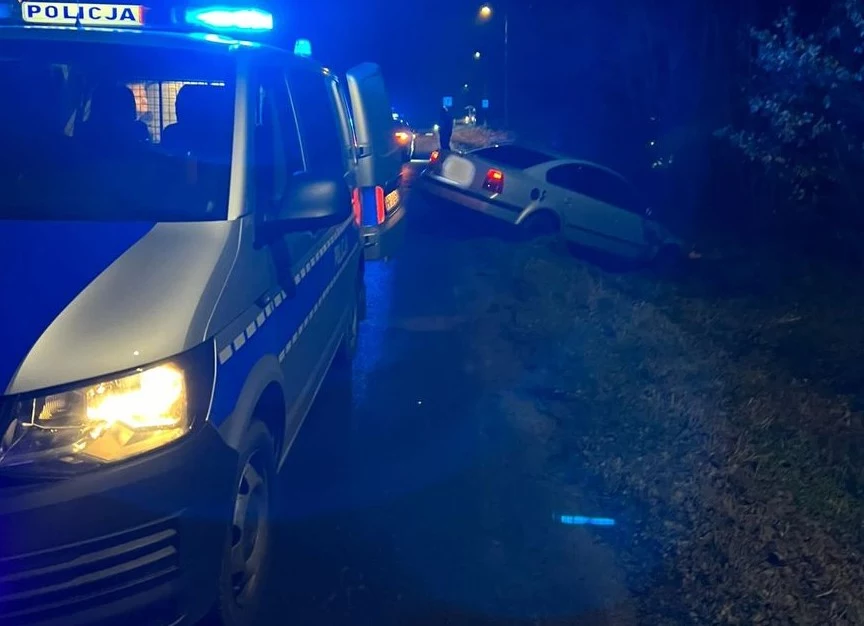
[473, 50, 482, 60]
[476, 3, 508, 127]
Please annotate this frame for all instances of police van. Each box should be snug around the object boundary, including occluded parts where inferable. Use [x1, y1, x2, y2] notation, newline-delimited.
[345, 65, 407, 261]
[0, 3, 395, 625]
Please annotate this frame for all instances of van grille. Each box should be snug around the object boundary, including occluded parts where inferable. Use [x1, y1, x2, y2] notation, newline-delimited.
[0, 516, 181, 625]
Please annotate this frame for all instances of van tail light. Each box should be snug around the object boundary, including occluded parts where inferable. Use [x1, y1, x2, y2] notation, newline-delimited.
[483, 168, 504, 194]
[429, 150, 440, 163]
[352, 188, 362, 225]
[375, 186, 386, 225]
[359, 186, 387, 226]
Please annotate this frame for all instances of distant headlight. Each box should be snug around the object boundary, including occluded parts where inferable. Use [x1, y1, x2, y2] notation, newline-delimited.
[0, 345, 213, 475]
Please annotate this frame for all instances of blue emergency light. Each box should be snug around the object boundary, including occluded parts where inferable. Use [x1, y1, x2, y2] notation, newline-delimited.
[1, 0, 278, 35]
[293, 38, 311, 57]
[185, 6, 273, 32]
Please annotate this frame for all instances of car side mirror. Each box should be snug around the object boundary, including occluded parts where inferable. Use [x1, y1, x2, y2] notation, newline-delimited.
[260, 173, 352, 239]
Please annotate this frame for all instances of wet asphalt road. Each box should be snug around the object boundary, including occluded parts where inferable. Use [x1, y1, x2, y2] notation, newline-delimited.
[258, 167, 634, 626]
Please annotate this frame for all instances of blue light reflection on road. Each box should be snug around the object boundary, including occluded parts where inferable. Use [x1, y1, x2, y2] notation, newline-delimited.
[559, 514, 616, 527]
[354, 259, 394, 403]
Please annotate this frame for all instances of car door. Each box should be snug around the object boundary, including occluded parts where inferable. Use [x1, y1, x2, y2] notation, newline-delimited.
[545, 163, 648, 257]
[253, 64, 324, 437]
[345, 62, 401, 190]
[254, 63, 354, 436]
[286, 63, 358, 363]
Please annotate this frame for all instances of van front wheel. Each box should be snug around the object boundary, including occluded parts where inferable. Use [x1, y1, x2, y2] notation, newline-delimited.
[211, 421, 276, 626]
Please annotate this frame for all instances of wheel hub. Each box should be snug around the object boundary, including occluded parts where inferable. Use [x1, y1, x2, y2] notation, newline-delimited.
[229, 453, 270, 606]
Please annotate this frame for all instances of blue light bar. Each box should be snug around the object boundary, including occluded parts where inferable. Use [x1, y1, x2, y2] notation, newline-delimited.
[293, 38, 312, 57]
[185, 6, 273, 32]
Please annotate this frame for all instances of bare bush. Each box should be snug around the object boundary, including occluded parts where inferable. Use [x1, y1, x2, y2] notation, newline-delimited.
[451, 126, 515, 152]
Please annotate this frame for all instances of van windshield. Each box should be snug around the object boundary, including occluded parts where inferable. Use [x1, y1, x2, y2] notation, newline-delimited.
[0, 39, 236, 222]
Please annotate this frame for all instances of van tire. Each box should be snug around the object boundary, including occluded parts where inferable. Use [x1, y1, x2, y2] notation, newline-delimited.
[211, 421, 277, 626]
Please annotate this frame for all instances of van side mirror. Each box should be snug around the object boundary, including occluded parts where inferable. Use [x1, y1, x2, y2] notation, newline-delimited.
[260, 173, 352, 239]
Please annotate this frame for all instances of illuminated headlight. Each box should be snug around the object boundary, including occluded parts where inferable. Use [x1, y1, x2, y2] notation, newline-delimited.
[1, 362, 193, 473]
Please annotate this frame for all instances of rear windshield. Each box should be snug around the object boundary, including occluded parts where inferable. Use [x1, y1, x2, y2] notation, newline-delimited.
[472, 145, 553, 169]
[0, 39, 236, 222]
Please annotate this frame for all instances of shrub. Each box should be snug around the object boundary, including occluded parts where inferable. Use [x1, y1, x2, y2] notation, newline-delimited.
[718, 3, 864, 215]
[451, 126, 516, 152]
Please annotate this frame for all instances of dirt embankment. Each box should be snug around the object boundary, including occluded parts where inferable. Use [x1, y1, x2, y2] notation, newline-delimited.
[455, 236, 864, 624]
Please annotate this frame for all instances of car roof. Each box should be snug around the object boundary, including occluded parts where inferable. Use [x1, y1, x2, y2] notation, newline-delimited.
[469, 142, 563, 162]
[0, 25, 325, 71]
[471, 143, 626, 178]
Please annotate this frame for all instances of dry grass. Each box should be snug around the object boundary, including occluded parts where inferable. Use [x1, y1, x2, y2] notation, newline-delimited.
[458, 235, 864, 624]
[451, 126, 516, 152]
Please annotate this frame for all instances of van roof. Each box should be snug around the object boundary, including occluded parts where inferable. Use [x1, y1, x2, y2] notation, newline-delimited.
[0, 24, 324, 70]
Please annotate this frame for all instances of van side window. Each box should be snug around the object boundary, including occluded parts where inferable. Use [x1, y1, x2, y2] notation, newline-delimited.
[255, 67, 304, 209]
[287, 68, 345, 176]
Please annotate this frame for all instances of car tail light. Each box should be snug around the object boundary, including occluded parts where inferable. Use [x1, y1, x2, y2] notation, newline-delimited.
[430, 150, 440, 163]
[375, 186, 386, 224]
[483, 168, 504, 193]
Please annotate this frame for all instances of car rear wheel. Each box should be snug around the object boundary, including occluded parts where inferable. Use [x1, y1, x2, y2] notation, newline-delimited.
[520, 211, 561, 239]
[211, 421, 276, 626]
[653, 243, 682, 269]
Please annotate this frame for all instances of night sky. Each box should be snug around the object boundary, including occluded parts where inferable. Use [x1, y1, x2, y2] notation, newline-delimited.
[287, 0, 507, 127]
[285, 0, 823, 158]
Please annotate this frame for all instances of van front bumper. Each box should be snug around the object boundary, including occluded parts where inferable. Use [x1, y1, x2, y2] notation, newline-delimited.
[362, 203, 406, 261]
[0, 424, 236, 626]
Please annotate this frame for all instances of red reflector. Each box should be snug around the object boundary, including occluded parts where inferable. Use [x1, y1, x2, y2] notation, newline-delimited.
[375, 186, 386, 224]
[352, 188, 361, 225]
[430, 150, 440, 163]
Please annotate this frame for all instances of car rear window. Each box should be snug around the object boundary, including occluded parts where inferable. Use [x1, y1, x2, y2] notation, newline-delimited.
[472, 145, 553, 169]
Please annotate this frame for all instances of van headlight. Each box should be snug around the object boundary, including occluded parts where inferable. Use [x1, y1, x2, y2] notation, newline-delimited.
[1, 362, 195, 474]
